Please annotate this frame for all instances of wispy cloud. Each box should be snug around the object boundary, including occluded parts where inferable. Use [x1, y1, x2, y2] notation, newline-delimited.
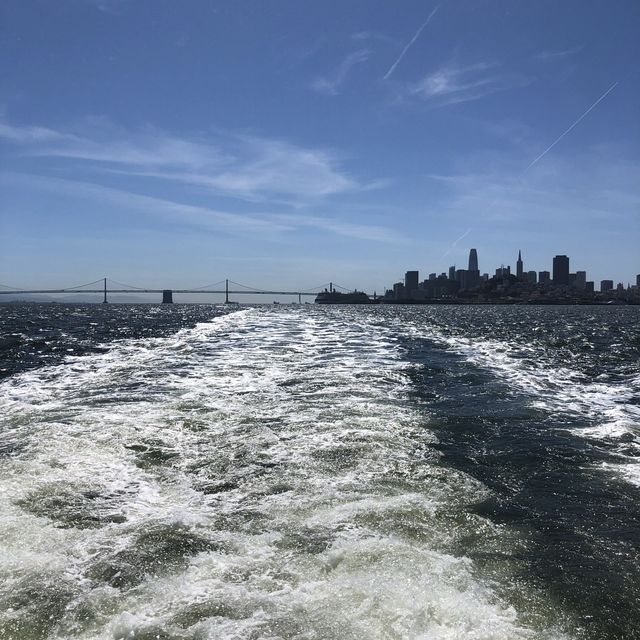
[351, 31, 399, 46]
[383, 5, 440, 80]
[535, 46, 582, 61]
[310, 49, 370, 95]
[0, 119, 370, 201]
[409, 62, 532, 106]
[1, 171, 401, 243]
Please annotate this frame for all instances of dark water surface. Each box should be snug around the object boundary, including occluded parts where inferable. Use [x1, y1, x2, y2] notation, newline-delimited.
[0, 303, 638, 640]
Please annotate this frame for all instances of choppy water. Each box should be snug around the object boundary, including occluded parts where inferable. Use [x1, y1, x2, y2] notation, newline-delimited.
[0, 303, 639, 640]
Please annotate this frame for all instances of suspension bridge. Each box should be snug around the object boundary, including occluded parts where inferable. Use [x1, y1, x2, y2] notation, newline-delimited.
[0, 278, 361, 304]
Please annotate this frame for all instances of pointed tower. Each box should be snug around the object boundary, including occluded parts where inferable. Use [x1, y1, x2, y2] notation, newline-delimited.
[467, 248, 480, 288]
[468, 248, 478, 271]
[516, 250, 524, 280]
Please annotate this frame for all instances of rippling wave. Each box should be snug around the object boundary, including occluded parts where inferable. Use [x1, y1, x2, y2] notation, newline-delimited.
[1, 304, 638, 639]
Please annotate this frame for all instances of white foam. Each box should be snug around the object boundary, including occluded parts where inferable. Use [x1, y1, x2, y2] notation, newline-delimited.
[0, 307, 570, 638]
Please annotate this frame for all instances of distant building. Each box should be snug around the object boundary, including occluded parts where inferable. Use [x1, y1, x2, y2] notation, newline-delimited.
[527, 270, 537, 284]
[637, 274, 640, 288]
[585, 281, 594, 293]
[574, 271, 587, 290]
[516, 250, 524, 280]
[448, 266, 456, 281]
[468, 248, 479, 272]
[601, 280, 614, 292]
[405, 271, 419, 297]
[481, 273, 489, 281]
[428, 273, 437, 281]
[539, 271, 550, 284]
[616, 283, 624, 292]
[455, 269, 467, 289]
[393, 282, 405, 299]
[553, 255, 570, 285]
[495, 265, 511, 279]
[466, 249, 480, 289]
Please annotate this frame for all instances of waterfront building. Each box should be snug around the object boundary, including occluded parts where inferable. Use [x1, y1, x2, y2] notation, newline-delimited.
[601, 280, 614, 292]
[405, 271, 419, 297]
[575, 271, 587, 290]
[527, 270, 537, 284]
[448, 266, 456, 281]
[516, 250, 524, 280]
[585, 281, 594, 293]
[553, 255, 570, 285]
[539, 271, 550, 283]
[393, 282, 405, 299]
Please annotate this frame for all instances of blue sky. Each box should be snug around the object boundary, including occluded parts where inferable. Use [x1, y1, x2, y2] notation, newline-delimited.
[1, 0, 639, 297]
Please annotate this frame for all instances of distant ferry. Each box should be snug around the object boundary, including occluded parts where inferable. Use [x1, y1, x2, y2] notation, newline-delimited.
[314, 289, 373, 304]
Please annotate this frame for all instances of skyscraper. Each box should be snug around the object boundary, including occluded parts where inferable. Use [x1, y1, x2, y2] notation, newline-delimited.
[468, 248, 478, 271]
[516, 250, 524, 280]
[466, 248, 480, 288]
[553, 255, 570, 285]
[601, 280, 614, 293]
[405, 270, 419, 297]
[448, 265, 456, 281]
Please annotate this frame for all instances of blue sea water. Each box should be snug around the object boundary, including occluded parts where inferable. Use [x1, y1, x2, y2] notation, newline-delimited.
[0, 303, 639, 640]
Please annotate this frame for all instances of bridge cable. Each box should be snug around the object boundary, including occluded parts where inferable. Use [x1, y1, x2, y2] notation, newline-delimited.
[228, 280, 273, 293]
[62, 278, 106, 290]
[300, 283, 331, 293]
[106, 278, 149, 291]
[190, 280, 226, 290]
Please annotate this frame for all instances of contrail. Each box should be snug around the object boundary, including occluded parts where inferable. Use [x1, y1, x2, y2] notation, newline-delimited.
[383, 5, 440, 80]
[525, 81, 618, 170]
[441, 226, 472, 259]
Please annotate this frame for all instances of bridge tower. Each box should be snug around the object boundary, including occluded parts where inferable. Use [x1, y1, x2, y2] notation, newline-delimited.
[225, 279, 229, 304]
[162, 290, 173, 303]
[103, 278, 108, 304]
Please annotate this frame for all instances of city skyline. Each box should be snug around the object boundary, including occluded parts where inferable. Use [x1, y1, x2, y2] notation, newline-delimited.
[389, 247, 638, 295]
[1, 1, 639, 290]
[390, 246, 639, 298]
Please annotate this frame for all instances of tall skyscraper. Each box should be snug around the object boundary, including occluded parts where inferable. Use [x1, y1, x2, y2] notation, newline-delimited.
[516, 250, 524, 280]
[448, 265, 456, 280]
[468, 248, 478, 271]
[553, 255, 570, 285]
[464, 249, 479, 289]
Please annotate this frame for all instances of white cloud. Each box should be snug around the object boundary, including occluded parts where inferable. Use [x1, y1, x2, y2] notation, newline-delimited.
[310, 49, 370, 95]
[535, 46, 582, 61]
[409, 62, 533, 106]
[1, 171, 402, 243]
[0, 119, 368, 201]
